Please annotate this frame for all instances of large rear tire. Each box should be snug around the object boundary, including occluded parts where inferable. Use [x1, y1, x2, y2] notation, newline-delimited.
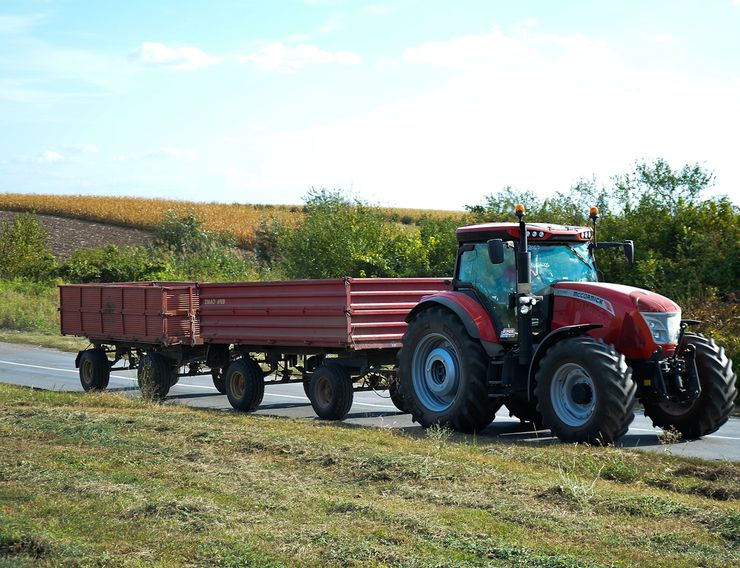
[643, 334, 737, 438]
[225, 359, 265, 411]
[78, 348, 110, 391]
[138, 353, 172, 401]
[535, 337, 636, 444]
[308, 364, 354, 420]
[398, 307, 500, 433]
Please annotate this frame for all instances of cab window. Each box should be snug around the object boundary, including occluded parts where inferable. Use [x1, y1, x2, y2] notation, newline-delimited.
[458, 243, 517, 338]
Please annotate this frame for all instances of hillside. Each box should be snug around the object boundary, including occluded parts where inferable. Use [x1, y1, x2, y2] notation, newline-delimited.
[0, 383, 738, 567]
[0, 211, 151, 260]
[0, 194, 464, 247]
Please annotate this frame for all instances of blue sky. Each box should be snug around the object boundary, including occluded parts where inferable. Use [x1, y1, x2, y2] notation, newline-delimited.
[1, 0, 739, 209]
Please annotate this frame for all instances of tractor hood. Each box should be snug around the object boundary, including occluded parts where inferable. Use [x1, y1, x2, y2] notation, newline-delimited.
[550, 282, 681, 359]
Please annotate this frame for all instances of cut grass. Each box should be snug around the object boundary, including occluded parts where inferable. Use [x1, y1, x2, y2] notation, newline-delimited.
[1, 384, 738, 567]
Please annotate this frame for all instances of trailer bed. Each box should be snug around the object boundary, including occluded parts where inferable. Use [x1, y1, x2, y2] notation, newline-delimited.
[60, 278, 450, 351]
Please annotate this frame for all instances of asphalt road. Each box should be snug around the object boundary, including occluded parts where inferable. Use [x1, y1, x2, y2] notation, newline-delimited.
[1, 341, 738, 461]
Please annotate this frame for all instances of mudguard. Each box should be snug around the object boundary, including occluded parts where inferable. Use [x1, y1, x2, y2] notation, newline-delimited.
[526, 323, 602, 400]
[406, 291, 501, 357]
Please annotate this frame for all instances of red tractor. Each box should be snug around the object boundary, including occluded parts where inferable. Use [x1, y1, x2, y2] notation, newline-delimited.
[398, 206, 737, 443]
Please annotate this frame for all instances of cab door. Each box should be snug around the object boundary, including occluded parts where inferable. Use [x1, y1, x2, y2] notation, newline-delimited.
[456, 242, 518, 342]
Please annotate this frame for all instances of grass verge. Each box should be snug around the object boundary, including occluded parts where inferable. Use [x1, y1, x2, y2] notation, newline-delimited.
[0, 330, 87, 352]
[1, 384, 738, 567]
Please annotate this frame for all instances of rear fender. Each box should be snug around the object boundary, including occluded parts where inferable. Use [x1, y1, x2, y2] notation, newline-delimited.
[526, 324, 602, 400]
[74, 351, 83, 369]
[407, 292, 501, 357]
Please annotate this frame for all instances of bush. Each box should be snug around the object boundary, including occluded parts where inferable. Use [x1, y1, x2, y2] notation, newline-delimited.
[0, 213, 57, 281]
[60, 245, 171, 283]
[0, 280, 59, 333]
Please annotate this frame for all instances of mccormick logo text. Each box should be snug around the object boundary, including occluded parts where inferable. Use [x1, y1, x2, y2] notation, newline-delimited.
[554, 289, 615, 315]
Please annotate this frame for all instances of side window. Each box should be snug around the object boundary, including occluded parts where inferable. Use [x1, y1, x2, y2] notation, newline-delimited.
[458, 243, 517, 338]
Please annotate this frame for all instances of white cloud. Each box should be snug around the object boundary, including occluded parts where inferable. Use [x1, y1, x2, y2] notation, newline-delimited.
[158, 147, 196, 159]
[37, 150, 63, 163]
[239, 43, 361, 71]
[129, 42, 220, 70]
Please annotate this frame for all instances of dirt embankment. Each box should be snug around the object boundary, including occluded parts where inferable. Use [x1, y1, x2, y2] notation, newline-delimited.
[0, 211, 152, 260]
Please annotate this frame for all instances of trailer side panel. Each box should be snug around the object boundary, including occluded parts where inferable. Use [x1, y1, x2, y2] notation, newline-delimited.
[59, 282, 200, 346]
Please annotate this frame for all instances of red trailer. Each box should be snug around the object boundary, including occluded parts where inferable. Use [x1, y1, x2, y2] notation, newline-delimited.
[61, 278, 450, 419]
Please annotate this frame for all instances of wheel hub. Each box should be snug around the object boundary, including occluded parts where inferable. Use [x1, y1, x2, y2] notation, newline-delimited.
[550, 362, 596, 428]
[412, 334, 460, 412]
[571, 383, 593, 405]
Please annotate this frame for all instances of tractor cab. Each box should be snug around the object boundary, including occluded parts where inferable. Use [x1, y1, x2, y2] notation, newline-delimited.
[454, 222, 599, 342]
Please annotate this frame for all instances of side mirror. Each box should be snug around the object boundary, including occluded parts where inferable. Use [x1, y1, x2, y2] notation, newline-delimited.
[487, 239, 505, 264]
[623, 240, 635, 264]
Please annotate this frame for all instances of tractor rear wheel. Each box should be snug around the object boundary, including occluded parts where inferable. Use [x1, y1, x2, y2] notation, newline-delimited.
[138, 353, 172, 401]
[308, 363, 354, 420]
[535, 337, 636, 444]
[78, 348, 110, 391]
[504, 395, 544, 429]
[643, 334, 737, 439]
[398, 307, 501, 433]
[225, 359, 265, 411]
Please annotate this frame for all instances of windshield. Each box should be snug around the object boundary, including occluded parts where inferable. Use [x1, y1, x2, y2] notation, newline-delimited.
[530, 243, 598, 295]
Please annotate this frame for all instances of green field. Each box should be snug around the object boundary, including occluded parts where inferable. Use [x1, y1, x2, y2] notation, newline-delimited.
[0, 384, 738, 567]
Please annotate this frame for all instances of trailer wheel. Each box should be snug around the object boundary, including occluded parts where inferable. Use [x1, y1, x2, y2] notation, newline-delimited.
[137, 353, 172, 401]
[389, 378, 408, 413]
[643, 334, 737, 439]
[78, 348, 110, 391]
[535, 337, 636, 444]
[225, 359, 265, 411]
[398, 307, 500, 433]
[211, 368, 226, 394]
[504, 395, 544, 429]
[308, 364, 354, 421]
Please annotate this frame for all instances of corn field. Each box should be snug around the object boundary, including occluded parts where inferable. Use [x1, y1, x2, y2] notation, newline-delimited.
[0, 194, 461, 246]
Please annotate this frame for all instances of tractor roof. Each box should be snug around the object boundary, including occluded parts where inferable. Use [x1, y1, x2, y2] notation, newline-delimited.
[456, 222, 593, 244]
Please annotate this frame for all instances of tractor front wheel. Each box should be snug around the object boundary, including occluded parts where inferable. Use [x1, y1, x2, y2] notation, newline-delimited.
[643, 334, 737, 439]
[398, 307, 500, 433]
[535, 337, 636, 444]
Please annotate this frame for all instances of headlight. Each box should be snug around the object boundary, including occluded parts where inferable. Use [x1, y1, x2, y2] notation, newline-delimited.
[640, 312, 681, 344]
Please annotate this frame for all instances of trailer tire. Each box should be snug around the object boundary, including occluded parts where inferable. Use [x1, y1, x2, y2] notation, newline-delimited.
[225, 359, 265, 412]
[504, 395, 544, 429]
[308, 364, 354, 421]
[78, 348, 110, 391]
[138, 353, 172, 401]
[398, 307, 500, 433]
[643, 334, 737, 439]
[211, 368, 226, 394]
[535, 337, 636, 444]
